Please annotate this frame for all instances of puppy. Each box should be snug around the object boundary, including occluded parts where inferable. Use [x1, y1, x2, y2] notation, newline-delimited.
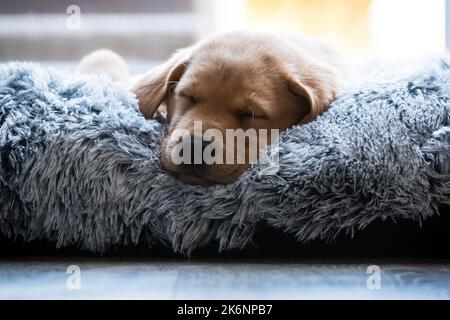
[79, 32, 344, 185]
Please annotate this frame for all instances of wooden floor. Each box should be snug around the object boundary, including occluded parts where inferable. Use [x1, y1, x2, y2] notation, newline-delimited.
[0, 258, 449, 299]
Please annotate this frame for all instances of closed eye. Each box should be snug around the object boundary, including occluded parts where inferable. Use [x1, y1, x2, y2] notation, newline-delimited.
[179, 91, 197, 105]
[238, 107, 267, 121]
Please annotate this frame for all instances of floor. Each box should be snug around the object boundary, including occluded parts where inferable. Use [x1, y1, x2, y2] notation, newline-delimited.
[0, 258, 449, 300]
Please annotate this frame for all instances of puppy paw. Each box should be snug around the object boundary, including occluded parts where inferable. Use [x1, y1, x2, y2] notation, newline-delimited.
[77, 49, 129, 82]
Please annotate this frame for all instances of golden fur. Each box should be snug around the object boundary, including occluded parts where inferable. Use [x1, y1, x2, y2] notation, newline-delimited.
[79, 32, 344, 185]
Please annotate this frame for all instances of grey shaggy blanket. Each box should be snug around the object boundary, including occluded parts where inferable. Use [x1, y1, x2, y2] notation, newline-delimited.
[0, 59, 449, 255]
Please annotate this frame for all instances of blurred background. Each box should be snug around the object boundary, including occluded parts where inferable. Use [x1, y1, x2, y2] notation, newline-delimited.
[0, 0, 447, 70]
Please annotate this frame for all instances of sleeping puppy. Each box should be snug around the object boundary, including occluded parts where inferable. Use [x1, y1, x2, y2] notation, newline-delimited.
[79, 32, 344, 185]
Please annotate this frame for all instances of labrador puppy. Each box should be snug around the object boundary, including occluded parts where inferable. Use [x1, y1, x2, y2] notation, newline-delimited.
[79, 32, 343, 185]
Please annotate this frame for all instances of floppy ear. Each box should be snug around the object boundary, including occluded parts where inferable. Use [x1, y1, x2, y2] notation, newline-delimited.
[131, 48, 192, 119]
[285, 61, 340, 124]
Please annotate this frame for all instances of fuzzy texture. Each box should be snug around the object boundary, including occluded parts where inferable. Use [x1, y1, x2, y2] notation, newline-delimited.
[0, 60, 449, 255]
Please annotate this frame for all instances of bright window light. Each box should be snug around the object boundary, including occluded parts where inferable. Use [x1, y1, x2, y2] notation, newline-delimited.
[200, 0, 447, 59]
[370, 0, 446, 58]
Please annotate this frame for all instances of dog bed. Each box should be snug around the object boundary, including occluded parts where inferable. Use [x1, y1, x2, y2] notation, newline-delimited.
[0, 59, 449, 255]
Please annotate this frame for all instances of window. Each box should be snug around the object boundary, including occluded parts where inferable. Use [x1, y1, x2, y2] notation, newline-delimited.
[200, 0, 446, 59]
[0, 0, 197, 65]
[0, 0, 447, 66]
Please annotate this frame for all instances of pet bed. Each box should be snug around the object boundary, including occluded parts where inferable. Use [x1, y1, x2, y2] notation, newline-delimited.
[0, 59, 449, 255]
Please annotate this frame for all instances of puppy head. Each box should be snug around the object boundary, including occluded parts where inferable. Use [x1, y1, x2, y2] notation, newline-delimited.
[132, 33, 339, 185]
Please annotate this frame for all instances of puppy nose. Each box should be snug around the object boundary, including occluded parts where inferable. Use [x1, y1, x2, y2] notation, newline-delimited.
[189, 135, 212, 166]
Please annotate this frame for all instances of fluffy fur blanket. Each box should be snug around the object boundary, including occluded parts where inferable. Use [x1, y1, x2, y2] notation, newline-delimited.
[0, 59, 449, 255]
